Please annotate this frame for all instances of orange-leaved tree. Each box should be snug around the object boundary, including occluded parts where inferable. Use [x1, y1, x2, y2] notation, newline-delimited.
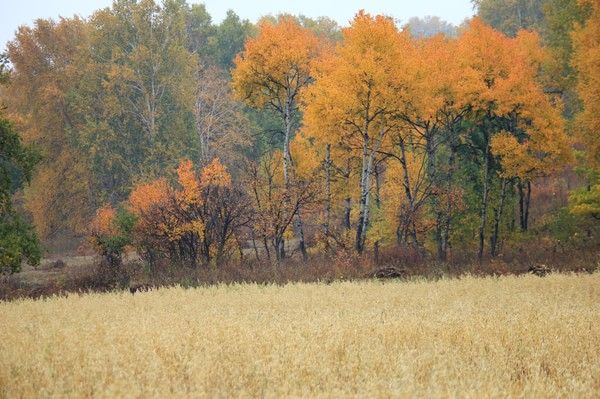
[232, 17, 324, 259]
[232, 16, 323, 185]
[389, 33, 467, 260]
[456, 19, 572, 257]
[303, 11, 414, 253]
[124, 158, 249, 267]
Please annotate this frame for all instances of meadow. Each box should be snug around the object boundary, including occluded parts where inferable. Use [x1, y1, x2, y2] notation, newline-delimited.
[1, 273, 598, 398]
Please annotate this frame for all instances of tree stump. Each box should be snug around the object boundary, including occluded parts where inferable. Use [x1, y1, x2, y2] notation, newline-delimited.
[528, 264, 550, 277]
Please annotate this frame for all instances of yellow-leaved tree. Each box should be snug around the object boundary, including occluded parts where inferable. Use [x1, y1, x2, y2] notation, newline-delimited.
[232, 17, 324, 259]
[232, 17, 322, 185]
[303, 11, 413, 253]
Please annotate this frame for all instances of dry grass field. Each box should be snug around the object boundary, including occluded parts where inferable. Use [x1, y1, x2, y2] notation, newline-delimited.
[1, 273, 598, 398]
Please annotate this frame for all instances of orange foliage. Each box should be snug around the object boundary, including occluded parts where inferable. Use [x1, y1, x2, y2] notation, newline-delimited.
[458, 18, 572, 179]
[232, 17, 323, 109]
[176, 159, 201, 205]
[129, 179, 170, 216]
[90, 205, 116, 237]
[200, 159, 231, 189]
[303, 11, 412, 149]
[573, 0, 600, 167]
[127, 158, 235, 253]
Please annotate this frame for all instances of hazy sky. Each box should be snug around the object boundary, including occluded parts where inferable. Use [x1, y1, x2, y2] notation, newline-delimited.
[1, 0, 475, 50]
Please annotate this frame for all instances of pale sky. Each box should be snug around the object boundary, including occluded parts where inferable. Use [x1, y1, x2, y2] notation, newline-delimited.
[1, 0, 475, 51]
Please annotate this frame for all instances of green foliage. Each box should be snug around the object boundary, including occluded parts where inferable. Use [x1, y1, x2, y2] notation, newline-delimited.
[569, 169, 600, 222]
[93, 207, 137, 267]
[80, 0, 198, 201]
[260, 14, 342, 42]
[0, 118, 41, 273]
[186, 3, 215, 57]
[209, 10, 255, 70]
[473, 0, 545, 36]
[0, 119, 39, 204]
[474, 0, 591, 117]
[187, 8, 255, 70]
[543, 0, 590, 74]
[0, 213, 41, 274]
[0, 53, 10, 85]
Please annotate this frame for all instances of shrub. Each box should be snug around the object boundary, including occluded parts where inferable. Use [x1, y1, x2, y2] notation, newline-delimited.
[89, 205, 136, 268]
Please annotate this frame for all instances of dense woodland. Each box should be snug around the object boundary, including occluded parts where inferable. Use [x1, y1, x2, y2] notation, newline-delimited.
[0, 0, 599, 273]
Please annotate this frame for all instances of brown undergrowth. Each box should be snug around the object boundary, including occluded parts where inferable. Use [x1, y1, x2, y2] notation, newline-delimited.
[2, 245, 598, 301]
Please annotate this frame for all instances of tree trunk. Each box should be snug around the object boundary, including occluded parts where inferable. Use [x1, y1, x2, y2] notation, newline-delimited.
[263, 237, 271, 261]
[518, 180, 531, 231]
[373, 161, 382, 261]
[251, 232, 260, 261]
[275, 236, 285, 262]
[277, 100, 292, 261]
[343, 160, 352, 230]
[343, 197, 351, 230]
[398, 138, 419, 249]
[524, 181, 531, 231]
[324, 144, 332, 248]
[283, 96, 307, 261]
[356, 136, 375, 254]
[518, 180, 524, 230]
[439, 131, 459, 262]
[283, 98, 292, 187]
[425, 130, 446, 260]
[235, 234, 245, 262]
[478, 132, 491, 261]
[490, 178, 508, 257]
[295, 213, 308, 261]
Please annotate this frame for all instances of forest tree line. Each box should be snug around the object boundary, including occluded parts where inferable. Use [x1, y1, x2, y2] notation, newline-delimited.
[0, 0, 599, 271]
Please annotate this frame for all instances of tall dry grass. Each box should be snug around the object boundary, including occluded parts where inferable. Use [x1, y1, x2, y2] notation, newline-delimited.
[1, 273, 598, 398]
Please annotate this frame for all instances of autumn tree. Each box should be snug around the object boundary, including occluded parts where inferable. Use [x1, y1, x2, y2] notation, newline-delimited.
[456, 19, 571, 257]
[5, 17, 95, 240]
[475, 0, 591, 115]
[125, 158, 249, 267]
[232, 17, 322, 186]
[392, 33, 469, 260]
[291, 127, 363, 252]
[5, 1, 201, 244]
[232, 17, 323, 259]
[89, 205, 136, 268]
[572, 0, 600, 168]
[304, 11, 413, 253]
